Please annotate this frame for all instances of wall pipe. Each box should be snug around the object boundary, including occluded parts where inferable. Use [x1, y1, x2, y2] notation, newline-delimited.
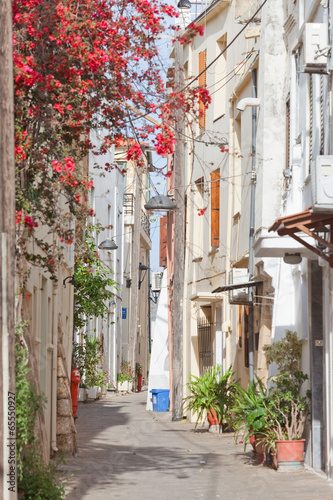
[248, 68, 258, 383]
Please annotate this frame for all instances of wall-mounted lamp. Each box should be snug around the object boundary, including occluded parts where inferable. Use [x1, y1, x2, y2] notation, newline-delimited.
[283, 253, 302, 265]
[126, 278, 132, 288]
[144, 194, 177, 211]
[138, 263, 149, 289]
[98, 238, 118, 250]
[63, 275, 77, 288]
[150, 289, 160, 303]
[313, 223, 330, 251]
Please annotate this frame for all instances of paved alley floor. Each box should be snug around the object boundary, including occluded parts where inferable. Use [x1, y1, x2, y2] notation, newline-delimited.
[62, 391, 333, 500]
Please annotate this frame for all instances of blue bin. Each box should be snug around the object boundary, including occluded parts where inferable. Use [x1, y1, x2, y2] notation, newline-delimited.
[150, 389, 170, 412]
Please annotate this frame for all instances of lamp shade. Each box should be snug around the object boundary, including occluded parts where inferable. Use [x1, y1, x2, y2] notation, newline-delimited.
[98, 238, 118, 250]
[144, 194, 177, 211]
[283, 253, 302, 265]
[177, 0, 191, 8]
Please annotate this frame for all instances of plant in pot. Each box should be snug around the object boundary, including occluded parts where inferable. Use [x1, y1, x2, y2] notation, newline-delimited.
[262, 330, 311, 470]
[117, 361, 133, 392]
[136, 363, 143, 392]
[183, 365, 237, 430]
[73, 334, 108, 399]
[229, 378, 271, 463]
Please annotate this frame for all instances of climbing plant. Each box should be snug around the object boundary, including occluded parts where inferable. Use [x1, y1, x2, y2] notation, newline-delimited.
[15, 323, 66, 498]
[73, 234, 118, 329]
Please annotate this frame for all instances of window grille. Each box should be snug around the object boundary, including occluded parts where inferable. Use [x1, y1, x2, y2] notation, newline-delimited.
[197, 317, 213, 376]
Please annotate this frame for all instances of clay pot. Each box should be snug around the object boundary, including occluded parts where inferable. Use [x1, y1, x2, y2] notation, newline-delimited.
[276, 439, 305, 466]
[137, 375, 142, 392]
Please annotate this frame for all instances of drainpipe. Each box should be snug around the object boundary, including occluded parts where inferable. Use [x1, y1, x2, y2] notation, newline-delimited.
[236, 71, 259, 383]
[248, 69, 258, 383]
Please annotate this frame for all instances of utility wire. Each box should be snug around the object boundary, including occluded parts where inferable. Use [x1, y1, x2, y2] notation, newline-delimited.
[182, 0, 268, 91]
[125, 0, 268, 125]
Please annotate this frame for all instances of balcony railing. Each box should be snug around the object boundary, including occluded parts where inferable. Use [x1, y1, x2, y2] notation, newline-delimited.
[141, 210, 150, 237]
[123, 193, 134, 215]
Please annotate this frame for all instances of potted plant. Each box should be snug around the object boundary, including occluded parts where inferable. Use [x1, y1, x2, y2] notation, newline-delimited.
[73, 334, 108, 399]
[183, 365, 237, 431]
[78, 382, 88, 402]
[117, 361, 133, 392]
[136, 362, 143, 392]
[262, 330, 311, 470]
[229, 378, 270, 463]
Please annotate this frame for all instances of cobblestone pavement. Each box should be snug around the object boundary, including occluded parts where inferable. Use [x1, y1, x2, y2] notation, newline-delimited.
[62, 390, 333, 500]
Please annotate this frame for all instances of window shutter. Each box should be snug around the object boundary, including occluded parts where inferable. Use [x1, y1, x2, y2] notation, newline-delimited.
[238, 305, 242, 348]
[309, 74, 313, 171]
[244, 305, 249, 368]
[320, 75, 324, 155]
[159, 215, 167, 268]
[210, 171, 220, 247]
[198, 50, 207, 130]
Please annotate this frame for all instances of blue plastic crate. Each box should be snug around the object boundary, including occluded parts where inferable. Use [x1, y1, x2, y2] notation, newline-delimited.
[150, 389, 170, 412]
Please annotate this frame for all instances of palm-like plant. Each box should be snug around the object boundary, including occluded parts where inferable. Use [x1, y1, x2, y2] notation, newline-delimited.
[183, 365, 237, 428]
[229, 378, 269, 451]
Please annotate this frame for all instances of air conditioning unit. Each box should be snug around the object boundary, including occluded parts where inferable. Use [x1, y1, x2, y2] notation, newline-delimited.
[228, 268, 249, 305]
[151, 272, 163, 292]
[302, 24, 329, 73]
[311, 156, 333, 212]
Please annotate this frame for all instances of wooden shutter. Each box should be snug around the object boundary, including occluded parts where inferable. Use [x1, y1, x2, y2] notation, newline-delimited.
[198, 50, 207, 130]
[159, 215, 167, 268]
[210, 171, 220, 247]
[244, 305, 249, 368]
[238, 305, 242, 348]
[309, 74, 313, 172]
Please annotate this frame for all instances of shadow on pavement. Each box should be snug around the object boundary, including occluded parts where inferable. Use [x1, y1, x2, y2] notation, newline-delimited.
[64, 441, 220, 498]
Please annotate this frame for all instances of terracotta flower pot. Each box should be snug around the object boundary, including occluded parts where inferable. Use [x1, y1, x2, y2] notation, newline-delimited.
[254, 434, 267, 465]
[276, 439, 305, 471]
[137, 375, 142, 392]
[249, 433, 256, 452]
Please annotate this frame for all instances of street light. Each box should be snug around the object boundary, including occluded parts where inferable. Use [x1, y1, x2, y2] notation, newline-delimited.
[98, 238, 118, 250]
[138, 263, 149, 289]
[144, 194, 177, 211]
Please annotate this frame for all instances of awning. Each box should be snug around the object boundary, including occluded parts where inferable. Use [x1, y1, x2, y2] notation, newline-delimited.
[269, 207, 333, 267]
[212, 280, 263, 293]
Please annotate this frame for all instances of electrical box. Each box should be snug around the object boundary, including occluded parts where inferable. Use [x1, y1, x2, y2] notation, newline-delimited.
[228, 268, 249, 305]
[302, 24, 328, 71]
[311, 156, 333, 212]
[151, 271, 163, 292]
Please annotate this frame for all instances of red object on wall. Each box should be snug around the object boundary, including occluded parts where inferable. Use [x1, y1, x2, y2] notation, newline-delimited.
[137, 375, 143, 392]
[71, 367, 81, 418]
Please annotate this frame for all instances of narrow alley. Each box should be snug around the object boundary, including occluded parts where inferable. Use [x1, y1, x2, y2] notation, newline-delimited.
[63, 392, 333, 500]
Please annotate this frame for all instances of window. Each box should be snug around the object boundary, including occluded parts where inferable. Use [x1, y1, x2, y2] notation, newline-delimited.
[197, 316, 213, 376]
[214, 35, 227, 121]
[198, 49, 207, 131]
[193, 177, 204, 258]
[210, 170, 220, 247]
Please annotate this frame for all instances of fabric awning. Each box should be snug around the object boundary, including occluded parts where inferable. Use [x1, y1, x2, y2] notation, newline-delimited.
[269, 207, 333, 266]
